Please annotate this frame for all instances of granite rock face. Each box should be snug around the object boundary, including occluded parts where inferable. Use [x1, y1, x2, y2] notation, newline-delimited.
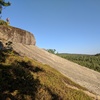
[0, 25, 36, 45]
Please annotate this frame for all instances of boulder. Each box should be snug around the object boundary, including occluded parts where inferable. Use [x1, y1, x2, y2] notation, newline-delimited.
[0, 25, 36, 45]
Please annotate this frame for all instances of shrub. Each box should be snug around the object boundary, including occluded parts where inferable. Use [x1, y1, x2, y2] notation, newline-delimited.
[0, 20, 8, 25]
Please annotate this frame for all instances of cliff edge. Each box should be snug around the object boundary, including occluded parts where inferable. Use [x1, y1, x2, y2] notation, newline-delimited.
[0, 25, 36, 45]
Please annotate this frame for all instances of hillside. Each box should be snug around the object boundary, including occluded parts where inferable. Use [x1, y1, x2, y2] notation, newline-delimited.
[0, 50, 92, 100]
[12, 43, 100, 96]
[0, 25, 100, 99]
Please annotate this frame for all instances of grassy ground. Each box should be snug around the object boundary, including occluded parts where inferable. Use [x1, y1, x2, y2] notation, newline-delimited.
[57, 53, 100, 72]
[0, 50, 92, 100]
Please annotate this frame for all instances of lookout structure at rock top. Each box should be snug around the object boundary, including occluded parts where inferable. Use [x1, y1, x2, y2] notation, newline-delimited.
[0, 25, 36, 46]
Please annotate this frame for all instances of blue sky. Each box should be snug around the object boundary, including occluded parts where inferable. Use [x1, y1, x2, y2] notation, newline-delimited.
[1, 0, 100, 54]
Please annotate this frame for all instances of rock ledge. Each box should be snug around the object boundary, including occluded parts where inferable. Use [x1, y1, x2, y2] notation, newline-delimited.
[0, 25, 36, 45]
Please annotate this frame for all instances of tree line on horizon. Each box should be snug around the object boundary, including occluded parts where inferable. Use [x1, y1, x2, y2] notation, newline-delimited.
[57, 53, 100, 72]
[46, 49, 100, 72]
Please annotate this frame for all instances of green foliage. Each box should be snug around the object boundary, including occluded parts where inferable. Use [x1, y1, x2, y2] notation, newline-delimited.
[58, 53, 100, 72]
[47, 49, 56, 54]
[0, 50, 92, 100]
[0, 19, 8, 25]
[0, 0, 11, 14]
[0, 0, 11, 6]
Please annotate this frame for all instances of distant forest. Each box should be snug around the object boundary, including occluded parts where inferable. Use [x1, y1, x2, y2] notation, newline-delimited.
[57, 53, 100, 72]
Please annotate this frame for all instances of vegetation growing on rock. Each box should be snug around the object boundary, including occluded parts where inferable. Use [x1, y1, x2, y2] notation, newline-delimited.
[0, 20, 8, 25]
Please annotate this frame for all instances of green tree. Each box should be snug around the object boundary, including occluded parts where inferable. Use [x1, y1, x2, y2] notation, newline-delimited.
[47, 49, 56, 54]
[0, 0, 11, 14]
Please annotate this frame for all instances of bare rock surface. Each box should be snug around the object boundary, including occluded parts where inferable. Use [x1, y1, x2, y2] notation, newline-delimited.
[0, 25, 36, 45]
[13, 43, 100, 96]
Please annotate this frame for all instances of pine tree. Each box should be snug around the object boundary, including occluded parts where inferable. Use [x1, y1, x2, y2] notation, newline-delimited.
[0, 0, 11, 14]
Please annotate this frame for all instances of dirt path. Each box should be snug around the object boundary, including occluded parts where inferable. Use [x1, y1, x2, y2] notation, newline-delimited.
[13, 43, 100, 96]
